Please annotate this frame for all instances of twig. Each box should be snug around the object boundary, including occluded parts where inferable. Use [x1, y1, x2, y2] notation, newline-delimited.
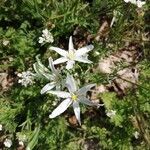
[117, 75, 149, 91]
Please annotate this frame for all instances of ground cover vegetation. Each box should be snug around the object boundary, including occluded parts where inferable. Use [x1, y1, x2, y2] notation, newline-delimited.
[0, 0, 150, 149]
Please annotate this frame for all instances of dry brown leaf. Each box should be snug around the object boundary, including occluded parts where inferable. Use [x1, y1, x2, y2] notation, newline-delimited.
[95, 20, 110, 42]
[73, 26, 93, 48]
[83, 138, 100, 150]
[90, 85, 108, 101]
[91, 44, 142, 99]
[98, 44, 142, 74]
[0, 73, 8, 91]
[0, 70, 15, 92]
[113, 67, 139, 94]
[68, 115, 78, 127]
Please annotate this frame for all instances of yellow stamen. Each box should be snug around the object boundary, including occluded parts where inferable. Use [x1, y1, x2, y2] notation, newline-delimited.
[71, 94, 78, 101]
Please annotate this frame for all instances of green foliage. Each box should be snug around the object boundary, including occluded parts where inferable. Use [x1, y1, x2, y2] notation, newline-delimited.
[0, 0, 150, 149]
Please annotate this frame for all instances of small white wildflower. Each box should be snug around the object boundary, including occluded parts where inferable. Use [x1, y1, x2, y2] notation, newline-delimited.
[106, 110, 116, 118]
[48, 74, 103, 125]
[38, 37, 45, 44]
[17, 71, 35, 87]
[4, 138, 12, 148]
[50, 36, 94, 70]
[2, 40, 10, 46]
[38, 29, 54, 44]
[52, 101, 57, 106]
[0, 124, 2, 131]
[19, 141, 24, 146]
[9, 57, 13, 62]
[133, 131, 140, 139]
[124, 0, 146, 8]
[95, 51, 100, 56]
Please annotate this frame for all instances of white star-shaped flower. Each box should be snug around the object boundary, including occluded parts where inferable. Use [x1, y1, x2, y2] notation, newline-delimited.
[33, 56, 63, 94]
[48, 74, 102, 125]
[50, 36, 94, 70]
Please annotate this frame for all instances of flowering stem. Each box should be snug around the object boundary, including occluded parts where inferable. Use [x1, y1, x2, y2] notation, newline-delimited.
[133, 95, 150, 147]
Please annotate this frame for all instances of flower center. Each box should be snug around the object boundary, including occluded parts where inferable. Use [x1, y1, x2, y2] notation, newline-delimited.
[71, 94, 78, 101]
[68, 50, 75, 60]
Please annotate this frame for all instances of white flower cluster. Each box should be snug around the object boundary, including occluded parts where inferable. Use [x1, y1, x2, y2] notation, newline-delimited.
[0, 125, 13, 148]
[4, 138, 12, 148]
[34, 36, 103, 125]
[17, 71, 35, 87]
[124, 0, 146, 8]
[38, 29, 54, 44]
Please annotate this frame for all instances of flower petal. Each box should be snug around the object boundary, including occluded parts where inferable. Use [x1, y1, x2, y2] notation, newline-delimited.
[124, 0, 130, 2]
[75, 45, 94, 57]
[40, 82, 55, 94]
[53, 57, 68, 65]
[47, 91, 71, 98]
[69, 36, 74, 51]
[66, 74, 77, 93]
[49, 98, 72, 118]
[73, 101, 81, 125]
[33, 62, 52, 80]
[66, 60, 75, 70]
[42, 29, 49, 35]
[35, 55, 50, 72]
[78, 84, 96, 96]
[79, 97, 98, 106]
[75, 56, 92, 64]
[50, 46, 68, 57]
[48, 57, 57, 73]
[39, 37, 44, 44]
